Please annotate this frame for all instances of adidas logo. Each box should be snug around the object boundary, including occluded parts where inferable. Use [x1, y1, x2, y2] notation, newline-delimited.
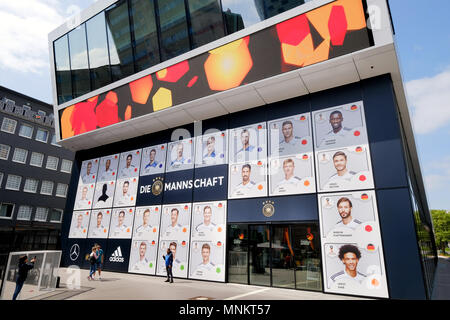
[109, 246, 124, 263]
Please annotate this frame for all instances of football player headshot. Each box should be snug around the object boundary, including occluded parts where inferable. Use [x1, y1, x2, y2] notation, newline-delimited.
[196, 243, 215, 273]
[145, 149, 159, 169]
[195, 206, 216, 233]
[115, 181, 132, 206]
[334, 197, 362, 231]
[70, 213, 85, 238]
[121, 154, 136, 178]
[325, 110, 352, 138]
[112, 210, 128, 237]
[278, 121, 301, 156]
[274, 158, 302, 192]
[329, 244, 366, 288]
[235, 129, 256, 162]
[203, 136, 217, 165]
[99, 158, 114, 181]
[233, 164, 256, 195]
[169, 241, 182, 270]
[81, 161, 94, 183]
[90, 211, 105, 238]
[77, 186, 90, 208]
[327, 151, 356, 183]
[135, 209, 152, 237]
[171, 142, 187, 167]
[132, 242, 149, 272]
[166, 208, 182, 234]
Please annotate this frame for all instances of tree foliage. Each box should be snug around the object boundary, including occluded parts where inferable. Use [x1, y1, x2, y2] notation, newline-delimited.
[431, 210, 450, 254]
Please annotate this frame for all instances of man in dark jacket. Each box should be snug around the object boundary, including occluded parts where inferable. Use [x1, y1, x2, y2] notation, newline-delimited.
[163, 246, 174, 283]
[12, 255, 36, 300]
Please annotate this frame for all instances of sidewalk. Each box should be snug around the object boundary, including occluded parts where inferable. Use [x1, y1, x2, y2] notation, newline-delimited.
[29, 268, 369, 300]
[431, 256, 450, 300]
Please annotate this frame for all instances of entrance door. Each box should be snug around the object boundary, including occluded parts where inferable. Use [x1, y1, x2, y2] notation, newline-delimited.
[271, 225, 295, 288]
[249, 225, 271, 286]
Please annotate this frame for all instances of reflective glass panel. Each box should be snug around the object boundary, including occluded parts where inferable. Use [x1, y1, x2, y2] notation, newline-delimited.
[187, 0, 225, 49]
[157, 0, 190, 61]
[227, 224, 248, 284]
[271, 226, 295, 288]
[106, 0, 135, 82]
[86, 12, 111, 90]
[130, 0, 160, 71]
[54, 35, 73, 104]
[68, 24, 91, 98]
[249, 225, 271, 286]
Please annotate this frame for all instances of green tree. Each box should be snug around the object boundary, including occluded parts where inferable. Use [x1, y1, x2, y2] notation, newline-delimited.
[431, 210, 450, 255]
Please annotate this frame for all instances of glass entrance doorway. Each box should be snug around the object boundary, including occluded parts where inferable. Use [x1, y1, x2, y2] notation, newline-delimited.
[228, 223, 322, 291]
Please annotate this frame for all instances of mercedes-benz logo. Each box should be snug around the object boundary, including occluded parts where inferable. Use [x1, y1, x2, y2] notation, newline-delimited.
[70, 244, 80, 261]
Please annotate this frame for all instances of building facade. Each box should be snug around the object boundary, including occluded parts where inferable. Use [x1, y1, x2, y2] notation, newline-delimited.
[49, 0, 437, 299]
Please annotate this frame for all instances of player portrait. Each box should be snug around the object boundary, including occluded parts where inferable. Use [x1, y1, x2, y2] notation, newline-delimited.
[195, 131, 227, 168]
[269, 154, 315, 196]
[228, 161, 267, 199]
[157, 240, 189, 278]
[140, 144, 167, 176]
[160, 204, 192, 240]
[313, 101, 369, 150]
[133, 206, 161, 240]
[96, 154, 119, 182]
[92, 181, 115, 209]
[166, 139, 194, 172]
[108, 207, 135, 239]
[191, 201, 226, 240]
[189, 241, 225, 282]
[323, 243, 388, 298]
[118, 149, 142, 179]
[87, 209, 112, 239]
[268, 113, 312, 157]
[68, 210, 90, 239]
[113, 178, 138, 207]
[73, 183, 95, 210]
[128, 240, 157, 275]
[316, 145, 374, 192]
[229, 123, 267, 164]
[79, 158, 99, 185]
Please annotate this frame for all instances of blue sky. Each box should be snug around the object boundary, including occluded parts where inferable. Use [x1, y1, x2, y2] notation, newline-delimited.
[0, 0, 448, 210]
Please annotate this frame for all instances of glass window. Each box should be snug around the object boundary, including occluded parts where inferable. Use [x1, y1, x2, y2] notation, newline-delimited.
[249, 225, 271, 286]
[5, 175, 21, 191]
[106, 0, 135, 82]
[69, 24, 91, 98]
[228, 224, 248, 284]
[19, 123, 34, 138]
[35, 207, 49, 222]
[55, 183, 68, 197]
[61, 159, 73, 173]
[54, 35, 73, 104]
[0, 144, 11, 160]
[23, 178, 39, 193]
[46, 156, 59, 170]
[17, 205, 33, 220]
[130, 0, 160, 71]
[86, 12, 112, 90]
[187, 0, 225, 48]
[35, 128, 49, 143]
[40, 180, 54, 195]
[12, 148, 28, 164]
[30, 152, 44, 167]
[50, 209, 63, 223]
[157, 0, 190, 61]
[0, 203, 14, 219]
[51, 134, 61, 147]
[1, 117, 17, 134]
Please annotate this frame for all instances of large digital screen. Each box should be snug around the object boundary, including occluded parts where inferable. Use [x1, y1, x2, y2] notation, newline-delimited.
[59, 0, 372, 140]
[318, 191, 388, 298]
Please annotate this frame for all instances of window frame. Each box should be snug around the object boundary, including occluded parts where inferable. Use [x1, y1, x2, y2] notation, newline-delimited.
[55, 183, 68, 198]
[40, 180, 54, 196]
[30, 152, 44, 167]
[35, 128, 49, 143]
[5, 174, 22, 191]
[18, 123, 34, 139]
[17, 205, 33, 221]
[0, 202, 15, 220]
[1, 117, 17, 134]
[50, 208, 64, 223]
[12, 147, 28, 164]
[60, 159, 73, 173]
[46, 156, 59, 171]
[0, 144, 11, 160]
[34, 207, 49, 222]
[23, 178, 39, 194]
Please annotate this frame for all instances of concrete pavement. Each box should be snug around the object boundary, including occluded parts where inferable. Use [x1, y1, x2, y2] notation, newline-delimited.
[431, 256, 450, 300]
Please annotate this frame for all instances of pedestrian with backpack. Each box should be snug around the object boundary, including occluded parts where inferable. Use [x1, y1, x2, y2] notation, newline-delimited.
[87, 247, 98, 280]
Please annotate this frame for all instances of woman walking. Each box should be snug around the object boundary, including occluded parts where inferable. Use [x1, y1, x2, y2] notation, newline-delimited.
[87, 247, 98, 280]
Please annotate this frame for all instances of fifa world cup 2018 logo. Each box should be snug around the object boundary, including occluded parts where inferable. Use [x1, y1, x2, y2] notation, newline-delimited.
[262, 201, 275, 218]
[152, 177, 163, 196]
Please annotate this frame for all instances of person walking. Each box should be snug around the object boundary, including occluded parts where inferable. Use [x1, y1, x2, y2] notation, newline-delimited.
[12, 255, 36, 300]
[163, 248, 174, 283]
[94, 244, 104, 280]
[87, 247, 98, 280]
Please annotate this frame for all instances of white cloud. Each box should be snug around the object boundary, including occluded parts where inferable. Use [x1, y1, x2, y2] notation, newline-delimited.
[406, 68, 450, 134]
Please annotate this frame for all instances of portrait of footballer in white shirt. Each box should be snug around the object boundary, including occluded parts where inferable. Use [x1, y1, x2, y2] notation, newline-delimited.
[140, 144, 167, 176]
[268, 113, 312, 158]
[74, 184, 95, 210]
[133, 206, 161, 240]
[316, 146, 374, 192]
[79, 159, 99, 185]
[118, 149, 142, 179]
[229, 123, 267, 164]
[87, 209, 111, 239]
[228, 161, 267, 199]
[313, 101, 369, 151]
[97, 154, 119, 182]
[160, 204, 191, 240]
[195, 131, 227, 168]
[92, 181, 115, 209]
[68, 211, 90, 239]
[191, 202, 226, 240]
[113, 178, 138, 207]
[128, 240, 157, 275]
[269, 155, 315, 196]
[157, 240, 189, 278]
[109, 208, 134, 239]
[189, 242, 225, 282]
[166, 139, 194, 172]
